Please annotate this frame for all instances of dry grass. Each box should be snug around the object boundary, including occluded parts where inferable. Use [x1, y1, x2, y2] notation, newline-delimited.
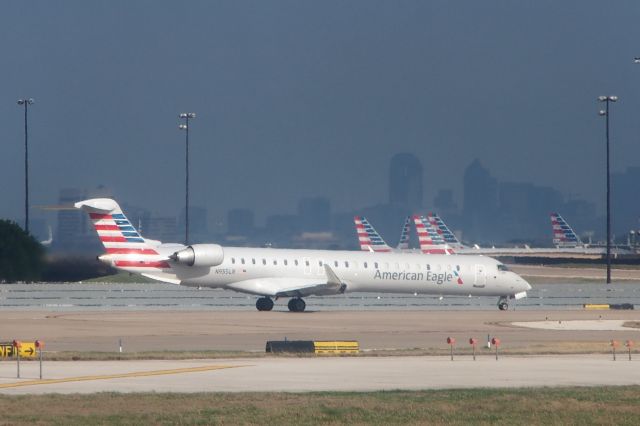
[0, 387, 639, 425]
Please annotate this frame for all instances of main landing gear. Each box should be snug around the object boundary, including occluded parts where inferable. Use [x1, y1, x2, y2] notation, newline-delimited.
[287, 297, 306, 312]
[497, 296, 509, 311]
[256, 297, 274, 311]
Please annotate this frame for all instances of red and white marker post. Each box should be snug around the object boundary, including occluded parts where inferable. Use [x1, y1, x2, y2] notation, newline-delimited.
[12, 340, 22, 378]
[447, 337, 456, 361]
[35, 340, 45, 379]
[491, 337, 501, 361]
[469, 338, 478, 361]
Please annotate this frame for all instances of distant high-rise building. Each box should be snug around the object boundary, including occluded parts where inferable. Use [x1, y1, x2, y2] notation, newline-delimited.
[389, 153, 423, 211]
[228, 208, 255, 236]
[297, 197, 331, 231]
[462, 159, 498, 242]
[612, 166, 640, 236]
[145, 217, 178, 242]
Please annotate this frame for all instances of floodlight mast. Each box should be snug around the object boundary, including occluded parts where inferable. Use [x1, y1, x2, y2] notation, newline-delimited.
[179, 112, 196, 244]
[598, 95, 618, 284]
[17, 98, 34, 234]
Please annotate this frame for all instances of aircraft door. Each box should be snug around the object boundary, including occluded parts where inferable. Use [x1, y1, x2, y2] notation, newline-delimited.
[474, 264, 487, 285]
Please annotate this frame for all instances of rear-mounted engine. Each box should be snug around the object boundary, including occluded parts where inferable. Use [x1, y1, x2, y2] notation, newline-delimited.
[169, 244, 224, 267]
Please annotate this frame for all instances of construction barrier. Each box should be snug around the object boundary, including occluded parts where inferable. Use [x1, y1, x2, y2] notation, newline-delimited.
[313, 341, 359, 355]
[584, 304, 634, 310]
[265, 340, 359, 355]
[0, 342, 37, 358]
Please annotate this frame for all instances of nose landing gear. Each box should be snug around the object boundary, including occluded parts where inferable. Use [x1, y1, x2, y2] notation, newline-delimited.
[497, 296, 509, 311]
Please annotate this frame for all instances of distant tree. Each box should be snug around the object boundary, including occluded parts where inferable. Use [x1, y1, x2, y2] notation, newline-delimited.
[0, 219, 45, 282]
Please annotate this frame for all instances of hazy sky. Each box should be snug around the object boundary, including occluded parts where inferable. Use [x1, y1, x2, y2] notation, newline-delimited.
[2, 1, 640, 227]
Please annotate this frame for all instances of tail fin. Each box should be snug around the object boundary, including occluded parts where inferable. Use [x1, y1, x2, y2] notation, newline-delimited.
[412, 215, 454, 254]
[427, 213, 462, 247]
[550, 213, 582, 248]
[75, 198, 171, 270]
[396, 216, 411, 250]
[354, 216, 391, 252]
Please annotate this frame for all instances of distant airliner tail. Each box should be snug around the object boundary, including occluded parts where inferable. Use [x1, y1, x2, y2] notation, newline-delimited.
[427, 213, 463, 247]
[550, 213, 582, 248]
[354, 216, 392, 252]
[396, 216, 411, 250]
[413, 215, 454, 254]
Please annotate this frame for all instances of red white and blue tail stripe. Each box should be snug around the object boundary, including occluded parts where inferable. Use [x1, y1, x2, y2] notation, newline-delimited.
[75, 198, 171, 271]
[396, 216, 411, 250]
[412, 215, 454, 254]
[354, 216, 392, 252]
[427, 213, 464, 248]
[550, 213, 582, 248]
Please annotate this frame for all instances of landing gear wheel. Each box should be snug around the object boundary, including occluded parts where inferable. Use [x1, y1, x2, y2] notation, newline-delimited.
[287, 298, 306, 312]
[498, 301, 508, 311]
[256, 297, 274, 311]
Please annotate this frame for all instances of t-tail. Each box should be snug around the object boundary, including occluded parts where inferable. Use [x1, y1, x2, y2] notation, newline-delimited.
[412, 215, 454, 254]
[354, 216, 392, 252]
[75, 198, 174, 273]
[550, 213, 582, 248]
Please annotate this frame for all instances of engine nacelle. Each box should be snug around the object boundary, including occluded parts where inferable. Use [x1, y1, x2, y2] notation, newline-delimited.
[170, 244, 224, 267]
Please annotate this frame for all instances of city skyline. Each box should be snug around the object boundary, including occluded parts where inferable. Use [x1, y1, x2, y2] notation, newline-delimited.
[2, 2, 640, 242]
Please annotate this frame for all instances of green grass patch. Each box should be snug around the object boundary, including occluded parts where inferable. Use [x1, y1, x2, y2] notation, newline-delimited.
[0, 387, 639, 425]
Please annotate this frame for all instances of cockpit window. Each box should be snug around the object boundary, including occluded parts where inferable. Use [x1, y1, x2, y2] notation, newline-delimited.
[497, 264, 509, 272]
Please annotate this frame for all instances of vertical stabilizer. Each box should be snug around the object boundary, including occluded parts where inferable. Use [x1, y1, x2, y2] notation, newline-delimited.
[396, 216, 411, 250]
[550, 213, 582, 248]
[354, 216, 392, 252]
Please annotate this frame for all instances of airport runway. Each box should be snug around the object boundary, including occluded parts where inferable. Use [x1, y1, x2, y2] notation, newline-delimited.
[1, 355, 639, 394]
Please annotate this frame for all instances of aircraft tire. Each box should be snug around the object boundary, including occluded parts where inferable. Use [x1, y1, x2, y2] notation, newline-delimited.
[256, 297, 274, 311]
[288, 298, 306, 312]
[498, 301, 508, 311]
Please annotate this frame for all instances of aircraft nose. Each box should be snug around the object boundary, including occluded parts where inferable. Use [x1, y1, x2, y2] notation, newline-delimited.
[521, 278, 532, 291]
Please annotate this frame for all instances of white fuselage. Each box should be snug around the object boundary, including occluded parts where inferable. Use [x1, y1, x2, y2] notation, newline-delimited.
[141, 246, 531, 298]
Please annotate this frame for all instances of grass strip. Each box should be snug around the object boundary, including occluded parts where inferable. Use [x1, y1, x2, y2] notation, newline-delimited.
[0, 387, 639, 425]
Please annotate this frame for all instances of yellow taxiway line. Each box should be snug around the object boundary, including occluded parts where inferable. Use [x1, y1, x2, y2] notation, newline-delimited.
[0, 364, 244, 389]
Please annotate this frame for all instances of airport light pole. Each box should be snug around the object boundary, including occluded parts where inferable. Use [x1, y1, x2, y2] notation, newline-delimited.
[179, 112, 196, 245]
[17, 98, 34, 234]
[598, 95, 618, 284]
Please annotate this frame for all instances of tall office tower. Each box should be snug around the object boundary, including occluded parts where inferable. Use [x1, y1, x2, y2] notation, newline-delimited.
[389, 153, 423, 211]
[462, 159, 498, 242]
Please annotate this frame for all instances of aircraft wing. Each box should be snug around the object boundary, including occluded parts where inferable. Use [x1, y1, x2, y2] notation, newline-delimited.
[225, 265, 347, 297]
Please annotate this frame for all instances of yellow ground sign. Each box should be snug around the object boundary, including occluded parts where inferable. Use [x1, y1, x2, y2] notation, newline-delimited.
[0, 342, 37, 358]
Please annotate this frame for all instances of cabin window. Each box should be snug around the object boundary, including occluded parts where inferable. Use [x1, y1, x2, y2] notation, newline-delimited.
[497, 264, 509, 272]
[334, 261, 339, 267]
[456, 265, 461, 271]
[426, 264, 431, 271]
[262, 259, 266, 265]
[295, 259, 299, 266]
[344, 261, 349, 268]
[231, 258, 235, 264]
[252, 258, 256, 265]
[364, 262, 368, 269]
[273, 260, 277, 265]
[305, 260, 309, 266]
[241, 258, 245, 265]
[374, 262, 378, 269]
[284, 259, 288, 266]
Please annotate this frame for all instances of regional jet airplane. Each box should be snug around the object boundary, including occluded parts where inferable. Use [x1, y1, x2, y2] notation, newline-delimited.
[76, 199, 530, 311]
